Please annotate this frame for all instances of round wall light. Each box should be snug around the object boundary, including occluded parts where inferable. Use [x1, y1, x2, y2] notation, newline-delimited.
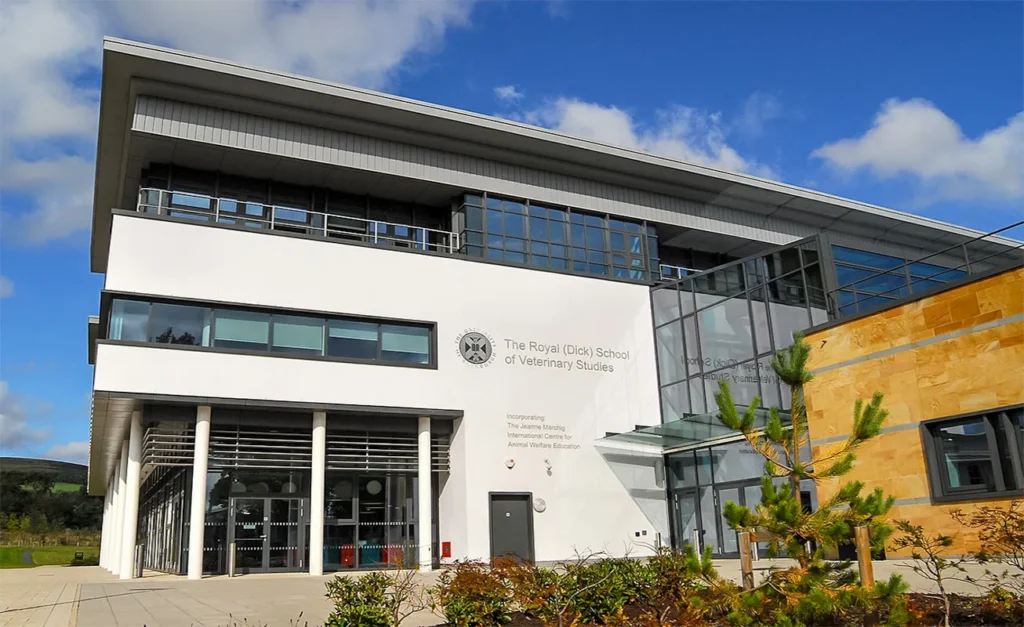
[366, 479, 383, 495]
[533, 498, 547, 513]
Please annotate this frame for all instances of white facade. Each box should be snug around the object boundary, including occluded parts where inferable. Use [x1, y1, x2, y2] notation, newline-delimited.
[95, 214, 665, 563]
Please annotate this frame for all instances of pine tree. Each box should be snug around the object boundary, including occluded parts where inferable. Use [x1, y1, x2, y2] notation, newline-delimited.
[713, 331, 895, 570]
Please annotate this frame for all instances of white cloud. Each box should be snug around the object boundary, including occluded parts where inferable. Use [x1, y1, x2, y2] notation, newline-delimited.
[735, 91, 783, 139]
[812, 98, 1024, 202]
[494, 85, 524, 103]
[0, 276, 12, 299]
[2, 155, 96, 244]
[0, 0, 474, 244]
[43, 441, 90, 466]
[516, 98, 776, 178]
[0, 381, 51, 452]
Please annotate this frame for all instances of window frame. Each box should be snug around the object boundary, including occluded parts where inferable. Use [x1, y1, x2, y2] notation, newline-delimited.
[100, 291, 437, 370]
[920, 405, 1024, 504]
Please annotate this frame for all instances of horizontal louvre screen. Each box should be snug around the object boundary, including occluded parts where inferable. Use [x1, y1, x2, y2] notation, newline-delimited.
[142, 424, 449, 473]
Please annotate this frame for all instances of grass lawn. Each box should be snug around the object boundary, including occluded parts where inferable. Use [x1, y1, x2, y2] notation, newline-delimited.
[0, 545, 99, 568]
[0, 547, 33, 568]
[50, 482, 84, 493]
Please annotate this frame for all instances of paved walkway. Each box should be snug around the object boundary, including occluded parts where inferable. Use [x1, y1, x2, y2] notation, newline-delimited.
[0, 560, 997, 627]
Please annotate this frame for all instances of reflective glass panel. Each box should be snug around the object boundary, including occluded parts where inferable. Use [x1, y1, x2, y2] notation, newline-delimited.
[656, 322, 685, 385]
[936, 419, 994, 489]
[213, 310, 270, 351]
[110, 299, 149, 342]
[698, 298, 755, 368]
[327, 320, 379, 360]
[381, 325, 431, 364]
[272, 315, 324, 355]
[150, 303, 210, 346]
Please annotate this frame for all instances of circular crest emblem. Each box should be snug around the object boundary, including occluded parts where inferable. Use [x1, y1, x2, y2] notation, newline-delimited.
[456, 329, 495, 367]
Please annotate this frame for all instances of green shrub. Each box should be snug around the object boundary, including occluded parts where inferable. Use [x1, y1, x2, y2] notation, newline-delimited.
[430, 561, 514, 626]
[324, 573, 395, 627]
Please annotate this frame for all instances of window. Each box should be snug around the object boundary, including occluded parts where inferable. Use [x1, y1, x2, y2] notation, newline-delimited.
[109, 299, 149, 342]
[327, 320, 378, 360]
[213, 310, 270, 351]
[922, 407, 1024, 502]
[459, 193, 656, 280]
[271, 315, 323, 355]
[105, 296, 435, 368]
[149, 303, 210, 345]
[381, 325, 431, 364]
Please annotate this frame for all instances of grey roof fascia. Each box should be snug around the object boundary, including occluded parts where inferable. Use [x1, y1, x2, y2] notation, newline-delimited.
[91, 37, 1020, 272]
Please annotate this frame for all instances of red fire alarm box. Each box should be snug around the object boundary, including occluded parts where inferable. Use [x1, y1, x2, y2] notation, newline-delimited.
[441, 541, 452, 558]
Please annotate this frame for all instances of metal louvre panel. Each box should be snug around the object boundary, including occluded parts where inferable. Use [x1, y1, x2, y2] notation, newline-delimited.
[140, 424, 450, 472]
[142, 424, 195, 467]
[326, 432, 450, 473]
[208, 425, 312, 469]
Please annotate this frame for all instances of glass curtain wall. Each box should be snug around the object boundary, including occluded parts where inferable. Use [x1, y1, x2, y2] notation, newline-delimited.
[652, 238, 828, 421]
[668, 442, 816, 557]
[457, 193, 660, 281]
[831, 246, 968, 316]
[138, 467, 190, 574]
[319, 473, 417, 571]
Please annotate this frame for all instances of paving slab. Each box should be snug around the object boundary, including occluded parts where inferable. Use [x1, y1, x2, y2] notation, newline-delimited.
[0, 559, 999, 627]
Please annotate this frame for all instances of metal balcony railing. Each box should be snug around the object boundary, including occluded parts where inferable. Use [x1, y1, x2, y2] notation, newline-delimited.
[826, 220, 1024, 317]
[137, 188, 461, 254]
[658, 263, 701, 281]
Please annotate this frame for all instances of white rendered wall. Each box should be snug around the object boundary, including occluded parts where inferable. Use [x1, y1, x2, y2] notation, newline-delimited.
[99, 215, 665, 562]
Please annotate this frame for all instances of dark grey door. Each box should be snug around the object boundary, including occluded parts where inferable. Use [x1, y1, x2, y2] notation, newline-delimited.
[489, 493, 534, 563]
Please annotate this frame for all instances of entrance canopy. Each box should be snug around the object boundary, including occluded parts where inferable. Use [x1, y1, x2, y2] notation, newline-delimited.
[601, 407, 791, 453]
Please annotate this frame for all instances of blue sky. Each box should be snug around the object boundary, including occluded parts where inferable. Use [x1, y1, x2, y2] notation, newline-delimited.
[1, 1, 1021, 464]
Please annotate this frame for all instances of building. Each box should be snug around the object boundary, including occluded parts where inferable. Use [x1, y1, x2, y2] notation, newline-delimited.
[805, 265, 1024, 556]
[88, 38, 1021, 579]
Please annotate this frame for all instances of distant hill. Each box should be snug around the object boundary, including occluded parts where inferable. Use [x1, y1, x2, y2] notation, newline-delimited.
[0, 458, 87, 486]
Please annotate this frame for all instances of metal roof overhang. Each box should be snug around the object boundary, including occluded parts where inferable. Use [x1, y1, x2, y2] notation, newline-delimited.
[92, 37, 1020, 273]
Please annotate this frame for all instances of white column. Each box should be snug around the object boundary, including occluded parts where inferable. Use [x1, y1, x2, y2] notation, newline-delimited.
[119, 411, 143, 579]
[99, 482, 109, 569]
[309, 411, 326, 576]
[111, 441, 129, 575]
[187, 406, 211, 580]
[417, 416, 433, 572]
[102, 475, 114, 569]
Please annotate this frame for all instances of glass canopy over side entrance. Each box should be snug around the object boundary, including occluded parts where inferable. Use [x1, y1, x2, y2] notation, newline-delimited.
[600, 406, 790, 453]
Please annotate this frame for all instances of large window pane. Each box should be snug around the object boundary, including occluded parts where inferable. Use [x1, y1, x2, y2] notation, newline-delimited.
[529, 217, 548, 240]
[656, 322, 685, 385]
[586, 226, 605, 250]
[661, 381, 688, 423]
[150, 303, 210, 346]
[683, 317, 700, 377]
[548, 221, 567, 244]
[936, 419, 995, 490]
[703, 360, 761, 410]
[465, 207, 483, 231]
[110, 299, 149, 342]
[213, 310, 270, 351]
[504, 212, 526, 238]
[698, 298, 755, 368]
[486, 209, 503, 233]
[652, 288, 681, 325]
[272, 315, 324, 355]
[327, 320, 379, 360]
[381, 325, 431, 364]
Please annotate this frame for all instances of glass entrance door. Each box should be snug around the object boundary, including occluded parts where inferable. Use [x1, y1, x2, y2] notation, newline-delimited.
[232, 498, 266, 572]
[268, 499, 303, 571]
[712, 480, 763, 557]
[230, 497, 306, 573]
